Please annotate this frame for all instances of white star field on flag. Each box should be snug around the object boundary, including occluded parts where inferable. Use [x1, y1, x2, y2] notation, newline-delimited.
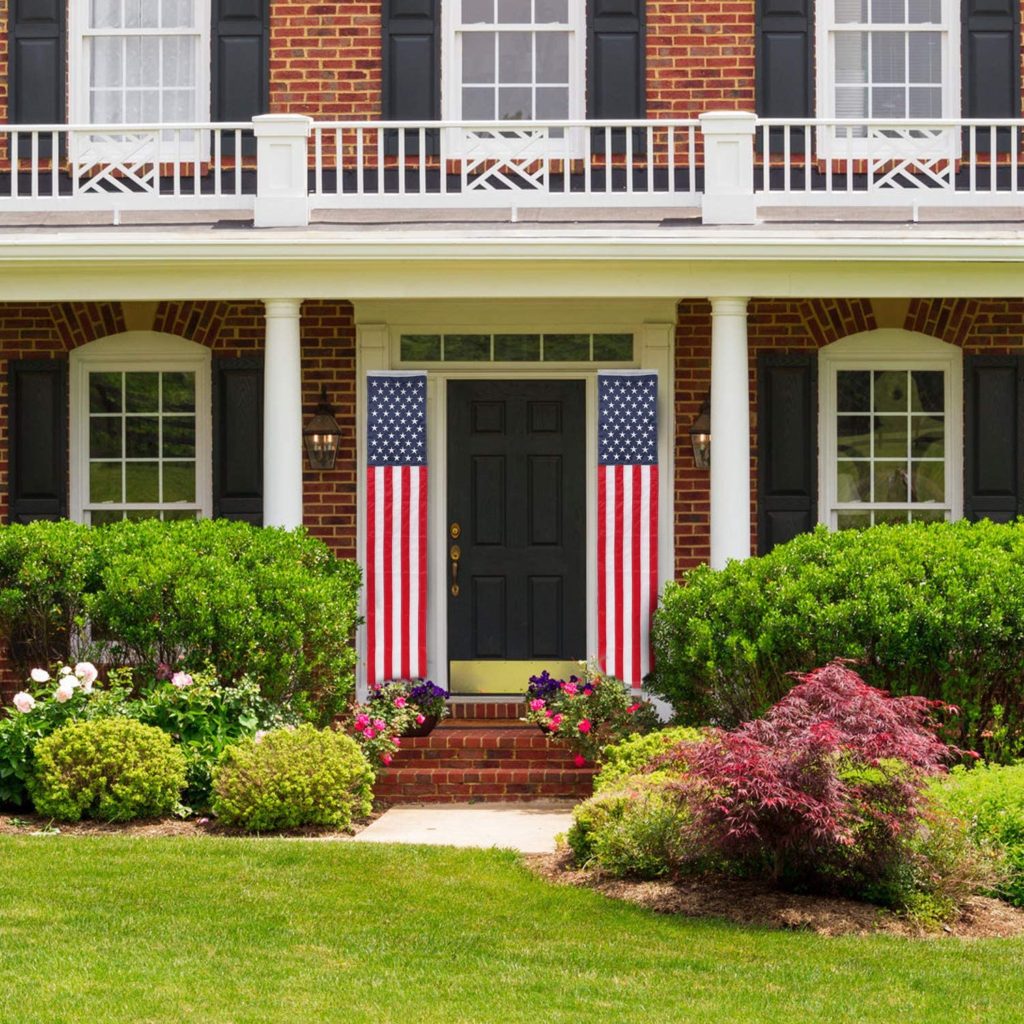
[598, 372, 658, 466]
[367, 374, 427, 466]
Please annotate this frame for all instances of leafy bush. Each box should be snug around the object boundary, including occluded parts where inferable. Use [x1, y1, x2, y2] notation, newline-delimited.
[211, 726, 374, 831]
[566, 776, 689, 878]
[0, 519, 361, 718]
[29, 718, 187, 822]
[593, 727, 704, 793]
[652, 521, 1024, 754]
[523, 663, 662, 764]
[931, 762, 1024, 906]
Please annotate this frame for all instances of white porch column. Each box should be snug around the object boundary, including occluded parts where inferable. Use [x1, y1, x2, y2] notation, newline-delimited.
[263, 298, 304, 529]
[709, 297, 751, 569]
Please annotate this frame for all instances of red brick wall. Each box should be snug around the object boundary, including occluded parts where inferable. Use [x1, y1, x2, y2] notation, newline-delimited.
[673, 297, 1024, 577]
[0, 300, 358, 559]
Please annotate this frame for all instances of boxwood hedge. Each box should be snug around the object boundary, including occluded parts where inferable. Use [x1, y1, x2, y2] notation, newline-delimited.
[651, 521, 1024, 757]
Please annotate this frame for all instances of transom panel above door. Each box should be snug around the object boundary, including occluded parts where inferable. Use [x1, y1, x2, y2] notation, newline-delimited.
[447, 379, 586, 694]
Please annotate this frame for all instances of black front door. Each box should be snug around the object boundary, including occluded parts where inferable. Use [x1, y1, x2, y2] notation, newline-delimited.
[447, 380, 586, 691]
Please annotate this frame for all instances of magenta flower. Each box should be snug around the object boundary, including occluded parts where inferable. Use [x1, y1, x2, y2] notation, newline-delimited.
[562, 682, 578, 696]
[550, 714, 563, 727]
[354, 713, 370, 730]
[392, 736, 401, 746]
[381, 754, 392, 766]
[415, 713, 426, 725]
[394, 696, 407, 708]
[363, 726, 376, 739]
[578, 719, 592, 734]
[582, 686, 594, 696]
[574, 754, 587, 768]
[627, 702, 641, 714]
[529, 698, 545, 711]
[373, 718, 387, 731]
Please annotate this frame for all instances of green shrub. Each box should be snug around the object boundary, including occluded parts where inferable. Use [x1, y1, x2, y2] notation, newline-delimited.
[652, 520, 1024, 754]
[931, 762, 1024, 906]
[566, 776, 689, 878]
[0, 519, 361, 718]
[211, 726, 374, 831]
[594, 727, 704, 793]
[29, 718, 187, 822]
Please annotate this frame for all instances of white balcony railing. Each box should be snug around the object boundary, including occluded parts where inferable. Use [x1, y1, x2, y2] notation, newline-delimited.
[2, 113, 1024, 225]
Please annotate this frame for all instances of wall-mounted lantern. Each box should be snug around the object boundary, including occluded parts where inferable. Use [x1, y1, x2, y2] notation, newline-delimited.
[689, 395, 711, 470]
[303, 386, 343, 470]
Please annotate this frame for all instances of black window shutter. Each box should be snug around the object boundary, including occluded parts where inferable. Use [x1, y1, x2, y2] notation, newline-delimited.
[757, 353, 817, 554]
[963, 0, 1020, 118]
[10, 1, 65, 159]
[756, 0, 812, 154]
[212, 0, 268, 156]
[588, 0, 645, 119]
[212, 357, 264, 524]
[382, 0, 440, 120]
[964, 355, 1023, 522]
[8, 359, 68, 524]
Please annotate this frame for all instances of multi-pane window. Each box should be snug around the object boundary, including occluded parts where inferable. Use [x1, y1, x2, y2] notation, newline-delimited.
[451, 0, 582, 123]
[75, 0, 208, 126]
[825, 0, 952, 121]
[831, 368, 950, 528]
[399, 332, 634, 363]
[85, 370, 200, 524]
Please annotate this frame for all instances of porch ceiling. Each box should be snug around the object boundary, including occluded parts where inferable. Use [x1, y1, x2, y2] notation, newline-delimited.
[3, 212, 1024, 301]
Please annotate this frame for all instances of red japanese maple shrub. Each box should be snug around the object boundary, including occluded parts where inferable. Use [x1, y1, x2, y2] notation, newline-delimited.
[664, 660, 972, 896]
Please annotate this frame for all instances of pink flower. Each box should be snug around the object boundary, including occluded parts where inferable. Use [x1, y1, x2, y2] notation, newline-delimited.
[196, 817, 210, 826]
[578, 719, 592, 734]
[392, 736, 402, 747]
[529, 699, 545, 711]
[368, 681, 380, 692]
[415, 713, 426, 725]
[54, 681, 75, 703]
[171, 672, 193, 689]
[254, 730, 269, 744]
[363, 727, 376, 739]
[582, 686, 594, 696]
[373, 718, 387, 731]
[30, 668, 50, 684]
[74, 662, 98, 690]
[354, 713, 370, 730]
[562, 682, 578, 696]
[381, 754, 393, 766]
[12, 691, 35, 714]
[394, 697, 407, 708]
[627, 703, 641, 714]
[574, 754, 588, 768]
[550, 714, 563, 728]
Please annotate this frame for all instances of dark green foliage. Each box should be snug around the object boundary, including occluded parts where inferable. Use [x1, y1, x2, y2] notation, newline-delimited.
[652, 521, 1024, 754]
[211, 726, 374, 831]
[932, 762, 1024, 906]
[0, 519, 361, 718]
[29, 718, 187, 822]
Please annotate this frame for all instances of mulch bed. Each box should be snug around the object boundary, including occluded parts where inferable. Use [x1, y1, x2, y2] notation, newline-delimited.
[0, 811, 380, 840]
[526, 850, 1024, 939]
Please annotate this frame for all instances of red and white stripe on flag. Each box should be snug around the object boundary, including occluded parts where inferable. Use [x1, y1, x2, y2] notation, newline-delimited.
[596, 371, 659, 689]
[365, 372, 428, 685]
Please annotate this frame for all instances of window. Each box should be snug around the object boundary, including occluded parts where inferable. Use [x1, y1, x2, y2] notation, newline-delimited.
[819, 332, 962, 529]
[399, 332, 634, 363]
[444, 0, 584, 149]
[817, 0, 958, 148]
[70, 0, 210, 154]
[70, 334, 212, 525]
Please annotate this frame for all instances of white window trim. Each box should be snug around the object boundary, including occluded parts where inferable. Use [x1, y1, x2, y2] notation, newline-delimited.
[818, 329, 963, 529]
[68, 1, 212, 162]
[69, 331, 213, 524]
[440, 1, 587, 158]
[814, 0, 960, 159]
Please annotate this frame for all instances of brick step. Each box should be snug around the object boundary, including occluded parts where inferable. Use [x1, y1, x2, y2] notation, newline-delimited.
[447, 702, 527, 721]
[403, 727, 555, 750]
[374, 766, 596, 803]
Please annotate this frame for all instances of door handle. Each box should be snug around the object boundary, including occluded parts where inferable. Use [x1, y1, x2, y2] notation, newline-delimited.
[450, 544, 461, 597]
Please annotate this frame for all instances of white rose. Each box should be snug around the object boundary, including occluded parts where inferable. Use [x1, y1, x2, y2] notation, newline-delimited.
[12, 692, 35, 714]
[30, 668, 50, 684]
[60, 665, 73, 676]
[54, 681, 75, 703]
[74, 662, 98, 692]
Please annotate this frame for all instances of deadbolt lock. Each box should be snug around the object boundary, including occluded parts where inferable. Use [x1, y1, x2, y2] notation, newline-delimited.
[450, 522, 461, 539]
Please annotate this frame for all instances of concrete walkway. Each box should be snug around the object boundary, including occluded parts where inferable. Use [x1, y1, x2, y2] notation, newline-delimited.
[353, 802, 575, 854]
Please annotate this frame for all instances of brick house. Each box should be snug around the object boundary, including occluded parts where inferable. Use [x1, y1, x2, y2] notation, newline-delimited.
[0, 0, 1022, 714]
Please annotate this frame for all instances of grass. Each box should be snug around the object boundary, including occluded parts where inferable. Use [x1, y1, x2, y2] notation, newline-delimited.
[0, 836, 1021, 1024]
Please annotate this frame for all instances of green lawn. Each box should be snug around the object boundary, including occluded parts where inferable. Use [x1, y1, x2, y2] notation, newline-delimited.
[0, 837, 1020, 1024]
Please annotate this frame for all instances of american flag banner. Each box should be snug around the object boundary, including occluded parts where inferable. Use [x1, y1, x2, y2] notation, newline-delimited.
[597, 370, 659, 688]
[366, 371, 428, 686]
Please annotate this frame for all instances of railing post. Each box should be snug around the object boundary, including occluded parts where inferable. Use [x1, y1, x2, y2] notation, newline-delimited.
[253, 114, 313, 228]
[698, 111, 758, 225]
